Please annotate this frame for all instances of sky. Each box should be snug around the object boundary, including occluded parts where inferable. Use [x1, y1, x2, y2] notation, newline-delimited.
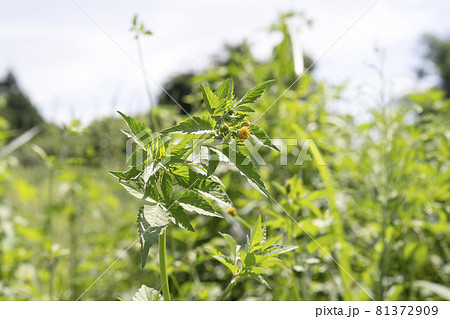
[1, 0, 450, 124]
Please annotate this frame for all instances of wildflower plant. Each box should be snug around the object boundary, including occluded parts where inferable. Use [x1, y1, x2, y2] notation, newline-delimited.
[111, 79, 288, 300]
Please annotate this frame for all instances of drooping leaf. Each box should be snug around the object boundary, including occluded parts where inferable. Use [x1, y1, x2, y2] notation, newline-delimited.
[160, 116, 216, 135]
[137, 203, 171, 268]
[236, 79, 275, 106]
[206, 247, 239, 274]
[249, 124, 280, 151]
[247, 272, 271, 289]
[175, 190, 222, 218]
[210, 145, 270, 198]
[133, 285, 160, 301]
[170, 203, 194, 232]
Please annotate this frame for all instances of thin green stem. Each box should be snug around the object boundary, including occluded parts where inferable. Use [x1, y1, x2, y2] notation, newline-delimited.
[159, 231, 171, 301]
[220, 276, 238, 301]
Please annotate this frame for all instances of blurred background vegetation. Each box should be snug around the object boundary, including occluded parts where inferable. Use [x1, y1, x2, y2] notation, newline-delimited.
[0, 13, 449, 301]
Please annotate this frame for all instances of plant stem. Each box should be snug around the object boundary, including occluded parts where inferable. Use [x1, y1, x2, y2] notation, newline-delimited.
[159, 231, 171, 301]
[220, 276, 238, 301]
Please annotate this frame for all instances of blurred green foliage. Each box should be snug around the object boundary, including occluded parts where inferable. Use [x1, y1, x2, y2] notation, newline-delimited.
[0, 13, 448, 301]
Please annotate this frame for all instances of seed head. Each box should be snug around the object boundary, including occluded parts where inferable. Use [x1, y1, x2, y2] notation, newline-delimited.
[238, 127, 251, 140]
[242, 120, 250, 127]
[220, 124, 230, 134]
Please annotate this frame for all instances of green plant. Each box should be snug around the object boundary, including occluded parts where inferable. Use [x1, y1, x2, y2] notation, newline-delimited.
[207, 216, 297, 300]
[111, 78, 279, 300]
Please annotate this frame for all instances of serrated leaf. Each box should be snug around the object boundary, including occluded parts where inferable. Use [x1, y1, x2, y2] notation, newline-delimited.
[237, 79, 275, 106]
[127, 148, 148, 168]
[196, 184, 232, 207]
[160, 171, 173, 200]
[244, 252, 256, 266]
[175, 190, 222, 218]
[264, 245, 298, 256]
[109, 167, 141, 180]
[207, 148, 219, 176]
[166, 135, 195, 158]
[249, 124, 279, 151]
[201, 84, 226, 115]
[234, 105, 255, 113]
[170, 203, 194, 232]
[250, 267, 269, 275]
[206, 247, 239, 274]
[160, 116, 215, 135]
[220, 232, 237, 261]
[133, 285, 160, 301]
[215, 79, 231, 100]
[142, 162, 163, 183]
[250, 216, 264, 249]
[247, 272, 271, 289]
[211, 145, 270, 198]
[119, 178, 158, 203]
[137, 203, 171, 268]
[118, 111, 153, 148]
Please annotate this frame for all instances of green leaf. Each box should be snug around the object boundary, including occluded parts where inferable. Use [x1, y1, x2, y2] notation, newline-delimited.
[109, 167, 141, 180]
[201, 84, 225, 115]
[244, 252, 256, 266]
[160, 172, 173, 200]
[207, 147, 219, 176]
[206, 247, 239, 274]
[250, 216, 264, 249]
[215, 79, 231, 100]
[220, 232, 238, 261]
[160, 116, 216, 135]
[250, 267, 269, 275]
[175, 190, 222, 218]
[249, 124, 280, 151]
[237, 79, 275, 106]
[211, 145, 270, 198]
[264, 245, 298, 256]
[142, 162, 163, 183]
[166, 135, 195, 158]
[118, 178, 159, 203]
[234, 105, 255, 113]
[137, 203, 171, 268]
[247, 272, 271, 289]
[133, 285, 160, 301]
[126, 148, 148, 168]
[196, 184, 232, 207]
[118, 111, 153, 148]
[170, 203, 194, 232]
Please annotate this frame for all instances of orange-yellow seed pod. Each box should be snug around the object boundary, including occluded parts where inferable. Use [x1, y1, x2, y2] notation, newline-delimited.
[238, 127, 251, 140]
